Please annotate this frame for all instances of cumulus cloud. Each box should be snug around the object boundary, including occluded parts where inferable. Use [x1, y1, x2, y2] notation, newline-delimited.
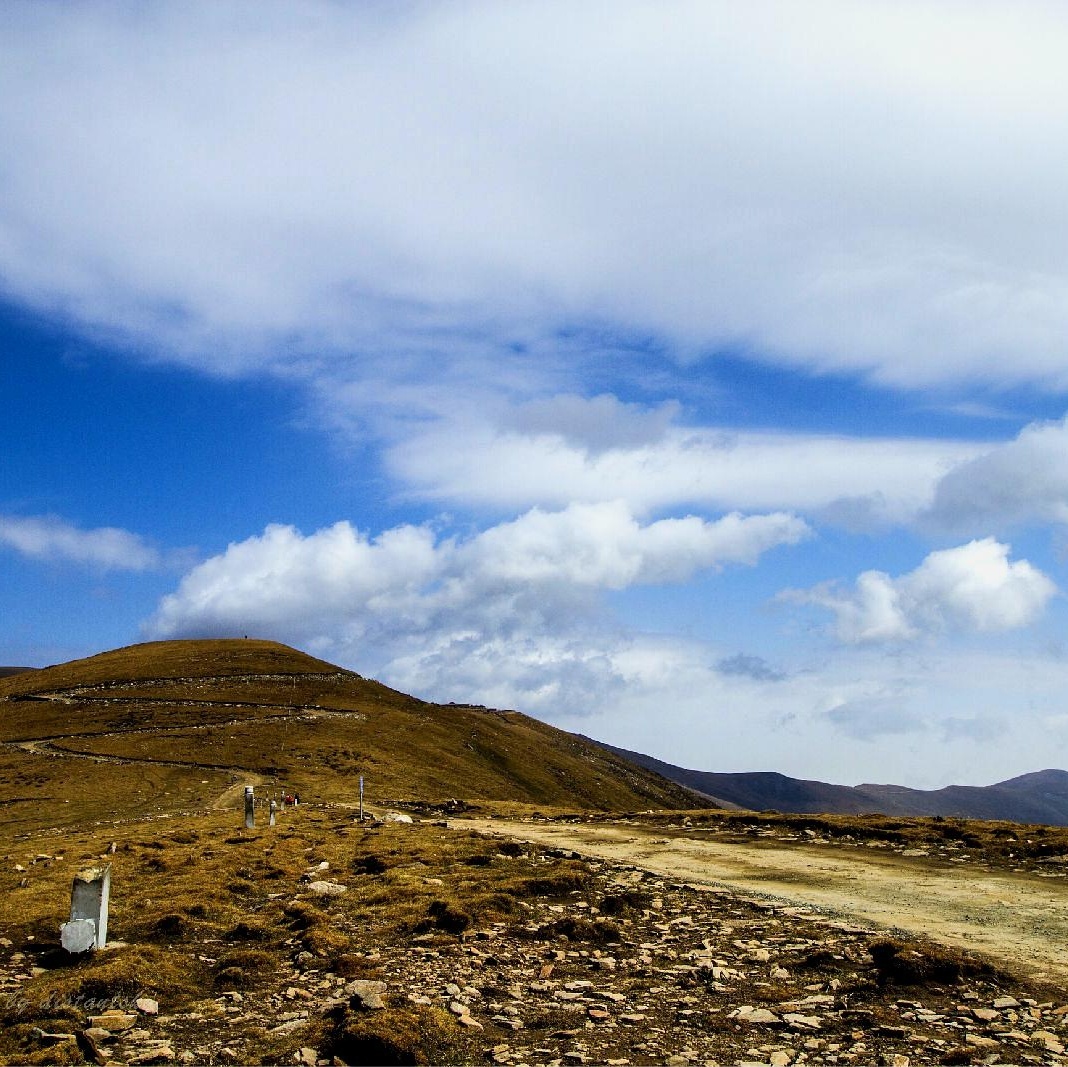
[787, 538, 1057, 644]
[926, 415, 1068, 532]
[0, 514, 163, 571]
[148, 502, 807, 710]
[2, 2, 1068, 390]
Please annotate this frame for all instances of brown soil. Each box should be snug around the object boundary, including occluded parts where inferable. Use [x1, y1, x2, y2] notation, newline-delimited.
[459, 817, 1068, 985]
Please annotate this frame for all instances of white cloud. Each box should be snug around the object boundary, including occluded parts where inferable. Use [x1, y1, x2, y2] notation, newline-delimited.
[388, 422, 980, 522]
[148, 503, 808, 709]
[1, 2, 1068, 389]
[787, 538, 1057, 644]
[926, 415, 1068, 532]
[550, 641, 1068, 789]
[512, 394, 681, 453]
[0, 514, 163, 571]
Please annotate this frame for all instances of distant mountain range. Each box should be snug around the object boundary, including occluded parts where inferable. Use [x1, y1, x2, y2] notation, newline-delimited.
[0, 667, 34, 678]
[593, 741, 1068, 826]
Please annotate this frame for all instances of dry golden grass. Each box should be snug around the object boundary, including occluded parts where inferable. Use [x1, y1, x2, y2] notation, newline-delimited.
[0, 807, 603, 1065]
[0, 640, 699, 830]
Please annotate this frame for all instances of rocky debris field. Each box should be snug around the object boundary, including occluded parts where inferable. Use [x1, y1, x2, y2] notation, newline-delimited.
[1, 808, 1067, 1066]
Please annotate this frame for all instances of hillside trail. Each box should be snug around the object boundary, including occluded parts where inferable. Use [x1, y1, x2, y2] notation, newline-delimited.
[459, 818, 1068, 985]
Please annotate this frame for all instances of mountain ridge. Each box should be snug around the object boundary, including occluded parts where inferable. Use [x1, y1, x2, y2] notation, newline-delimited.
[591, 740, 1068, 826]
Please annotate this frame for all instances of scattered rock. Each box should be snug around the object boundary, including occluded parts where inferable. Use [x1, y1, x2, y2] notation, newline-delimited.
[347, 980, 387, 1010]
[308, 880, 348, 896]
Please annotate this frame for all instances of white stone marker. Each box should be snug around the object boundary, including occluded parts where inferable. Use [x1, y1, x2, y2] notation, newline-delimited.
[60, 864, 111, 952]
[269, 799, 277, 827]
[244, 785, 255, 829]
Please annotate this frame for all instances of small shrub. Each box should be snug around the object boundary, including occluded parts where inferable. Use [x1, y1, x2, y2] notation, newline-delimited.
[869, 938, 999, 986]
[284, 902, 326, 930]
[598, 889, 648, 916]
[511, 870, 589, 898]
[224, 921, 270, 942]
[324, 1003, 469, 1066]
[354, 854, 388, 875]
[421, 900, 471, 935]
[152, 913, 189, 939]
[214, 949, 276, 989]
[536, 916, 622, 944]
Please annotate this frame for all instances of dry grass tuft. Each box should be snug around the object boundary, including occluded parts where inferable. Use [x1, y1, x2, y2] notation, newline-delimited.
[322, 1002, 473, 1066]
[868, 937, 1003, 986]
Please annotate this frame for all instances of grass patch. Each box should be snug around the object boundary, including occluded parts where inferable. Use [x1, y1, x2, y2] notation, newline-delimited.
[868, 938, 1003, 986]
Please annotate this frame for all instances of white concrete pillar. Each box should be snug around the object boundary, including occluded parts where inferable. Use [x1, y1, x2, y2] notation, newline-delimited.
[244, 786, 255, 829]
[269, 799, 277, 827]
[60, 864, 111, 952]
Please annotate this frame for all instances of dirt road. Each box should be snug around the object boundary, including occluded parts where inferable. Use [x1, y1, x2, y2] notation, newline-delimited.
[459, 818, 1068, 983]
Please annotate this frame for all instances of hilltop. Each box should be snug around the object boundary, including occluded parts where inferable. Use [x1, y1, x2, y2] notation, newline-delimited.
[0, 639, 697, 831]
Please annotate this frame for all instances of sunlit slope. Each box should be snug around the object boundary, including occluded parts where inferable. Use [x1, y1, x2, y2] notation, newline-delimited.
[0, 639, 698, 817]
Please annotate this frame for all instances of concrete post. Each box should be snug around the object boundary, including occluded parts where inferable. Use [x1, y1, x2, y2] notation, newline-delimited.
[269, 799, 277, 827]
[60, 864, 111, 952]
[244, 786, 255, 829]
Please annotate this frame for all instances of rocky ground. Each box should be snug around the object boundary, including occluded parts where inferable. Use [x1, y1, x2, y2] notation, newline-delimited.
[2, 809, 1068, 1066]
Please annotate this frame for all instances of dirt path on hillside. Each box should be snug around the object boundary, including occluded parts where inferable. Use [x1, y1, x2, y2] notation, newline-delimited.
[459, 818, 1068, 984]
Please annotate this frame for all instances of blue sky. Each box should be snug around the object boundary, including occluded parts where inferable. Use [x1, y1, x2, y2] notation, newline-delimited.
[4, 1, 1068, 789]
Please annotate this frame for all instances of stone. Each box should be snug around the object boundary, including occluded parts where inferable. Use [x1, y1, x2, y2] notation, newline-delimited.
[1033, 1030, 1066, 1053]
[971, 1007, 998, 1022]
[136, 997, 160, 1015]
[784, 1013, 822, 1030]
[769, 1053, 791, 1066]
[308, 880, 347, 896]
[32, 1030, 77, 1048]
[449, 1001, 469, 1016]
[298, 1048, 317, 1067]
[348, 980, 387, 1011]
[127, 1046, 175, 1065]
[456, 1014, 484, 1030]
[66, 864, 111, 950]
[735, 1007, 782, 1025]
[993, 996, 1020, 1009]
[383, 811, 414, 823]
[61, 917, 98, 954]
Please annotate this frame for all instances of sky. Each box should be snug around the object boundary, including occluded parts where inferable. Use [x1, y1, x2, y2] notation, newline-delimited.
[3, 1, 1068, 790]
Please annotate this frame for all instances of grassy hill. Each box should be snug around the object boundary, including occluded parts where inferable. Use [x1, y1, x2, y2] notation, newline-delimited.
[0, 639, 697, 831]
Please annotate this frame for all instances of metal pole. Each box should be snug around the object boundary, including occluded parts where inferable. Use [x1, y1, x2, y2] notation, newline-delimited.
[359, 775, 364, 821]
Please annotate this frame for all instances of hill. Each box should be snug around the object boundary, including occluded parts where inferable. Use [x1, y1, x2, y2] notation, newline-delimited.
[594, 741, 1068, 826]
[0, 639, 697, 830]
